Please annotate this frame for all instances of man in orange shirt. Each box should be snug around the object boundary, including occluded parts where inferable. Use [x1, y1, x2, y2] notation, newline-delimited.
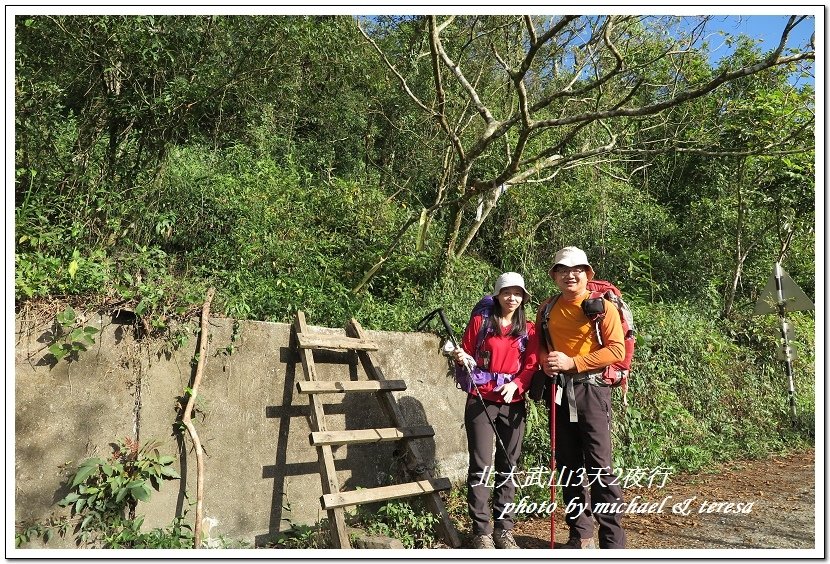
[537, 247, 626, 549]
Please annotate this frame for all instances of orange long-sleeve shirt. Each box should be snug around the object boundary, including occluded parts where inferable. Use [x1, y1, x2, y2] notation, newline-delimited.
[541, 293, 625, 373]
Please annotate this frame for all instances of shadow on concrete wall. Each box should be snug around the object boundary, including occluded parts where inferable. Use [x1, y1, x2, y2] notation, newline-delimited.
[254, 331, 307, 545]
[172, 319, 202, 519]
[338, 391, 441, 522]
[251, 333, 445, 544]
[395, 395, 438, 475]
[255, 329, 379, 545]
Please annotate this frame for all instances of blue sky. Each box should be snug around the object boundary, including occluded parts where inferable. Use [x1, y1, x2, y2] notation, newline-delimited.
[711, 15, 814, 56]
[707, 15, 815, 85]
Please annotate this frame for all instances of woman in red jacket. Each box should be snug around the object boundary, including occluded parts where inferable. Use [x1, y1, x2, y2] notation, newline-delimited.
[452, 272, 538, 549]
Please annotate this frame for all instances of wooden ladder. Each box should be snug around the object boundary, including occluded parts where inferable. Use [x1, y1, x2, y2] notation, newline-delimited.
[293, 311, 461, 549]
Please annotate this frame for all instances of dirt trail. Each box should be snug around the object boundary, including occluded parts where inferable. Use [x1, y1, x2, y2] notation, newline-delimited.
[510, 448, 816, 550]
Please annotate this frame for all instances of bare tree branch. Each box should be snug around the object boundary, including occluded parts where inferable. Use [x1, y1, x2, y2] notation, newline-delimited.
[358, 14, 815, 261]
[430, 16, 500, 138]
[183, 287, 215, 548]
[357, 20, 432, 114]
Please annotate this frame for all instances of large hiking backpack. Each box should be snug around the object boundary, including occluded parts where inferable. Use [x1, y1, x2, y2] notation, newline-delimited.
[452, 295, 528, 392]
[539, 279, 635, 401]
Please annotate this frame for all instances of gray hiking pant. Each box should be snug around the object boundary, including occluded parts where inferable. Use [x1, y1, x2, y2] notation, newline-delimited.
[464, 395, 526, 536]
[555, 382, 626, 549]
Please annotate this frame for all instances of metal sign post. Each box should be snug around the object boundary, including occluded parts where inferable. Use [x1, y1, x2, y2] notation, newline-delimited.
[775, 265, 798, 423]
[753, 262, 814, 425]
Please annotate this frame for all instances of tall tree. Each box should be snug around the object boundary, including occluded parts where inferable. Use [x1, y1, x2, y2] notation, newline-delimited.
[356, 15, 814, 280]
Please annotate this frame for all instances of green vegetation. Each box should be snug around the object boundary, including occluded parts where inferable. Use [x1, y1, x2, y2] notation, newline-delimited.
[513, 304, 815, 506]
[272, 523, 329, 549]
[14, 14, 815, 546]
[16, 439, 191, 548]
[353, 500, 441, 549]
[46, 306, 100, 363]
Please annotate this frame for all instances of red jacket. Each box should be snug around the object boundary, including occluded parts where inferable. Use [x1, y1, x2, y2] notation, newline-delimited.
[460, 315, 538, 403]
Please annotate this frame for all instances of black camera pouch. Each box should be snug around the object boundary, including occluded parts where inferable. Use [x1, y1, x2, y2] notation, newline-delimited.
[581, 297, 605, 318]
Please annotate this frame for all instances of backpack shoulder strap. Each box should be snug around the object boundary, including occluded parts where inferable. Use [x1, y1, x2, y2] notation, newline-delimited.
[583, 291, 608, 346]
[538, 294, 559, 350]
[473, 305, 491, 356]
[475, 300, 530, 366]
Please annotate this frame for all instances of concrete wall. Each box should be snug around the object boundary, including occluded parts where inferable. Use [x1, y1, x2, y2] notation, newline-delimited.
[14, 312, 469, 547]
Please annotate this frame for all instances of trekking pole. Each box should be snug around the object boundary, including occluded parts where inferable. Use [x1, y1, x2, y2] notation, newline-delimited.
[539, 302, 558, 549]
[415, 308, 511, 459]
[549, 376, 557, 549]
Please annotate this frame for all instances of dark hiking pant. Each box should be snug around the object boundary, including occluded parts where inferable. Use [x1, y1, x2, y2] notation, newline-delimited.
[554, 382, 626, 549]
[465, 395, 526, 536]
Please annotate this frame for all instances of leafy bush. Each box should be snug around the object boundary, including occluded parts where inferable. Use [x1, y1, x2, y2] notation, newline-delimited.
[356, 500, 440, 549]
[515, 301, 814, 494]
[612, 302, 814, 473]
[46, 306, 99, 363]
[272, 523, 328, 549]
[56, 438, 187, 548]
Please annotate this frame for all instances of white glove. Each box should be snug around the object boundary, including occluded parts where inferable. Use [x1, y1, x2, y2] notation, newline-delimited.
[442, 341, 476, 372]
[495, 381, 519, 403]
[462, 354, 477, 372]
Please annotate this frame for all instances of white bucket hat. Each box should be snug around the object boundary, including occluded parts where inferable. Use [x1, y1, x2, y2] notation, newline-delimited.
[549, 246, 595, 280]
[493, 272, 531, 300]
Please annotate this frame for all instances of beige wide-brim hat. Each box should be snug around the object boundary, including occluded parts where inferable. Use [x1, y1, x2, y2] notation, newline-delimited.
[493, 272, 531, 301]
[548, 246, 595, 280]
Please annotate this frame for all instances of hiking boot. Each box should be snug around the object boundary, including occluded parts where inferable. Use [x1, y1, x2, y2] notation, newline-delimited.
[561, 536, 596, 549]
[493, 530, 520, 549]
[471, 534, 495, 549]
